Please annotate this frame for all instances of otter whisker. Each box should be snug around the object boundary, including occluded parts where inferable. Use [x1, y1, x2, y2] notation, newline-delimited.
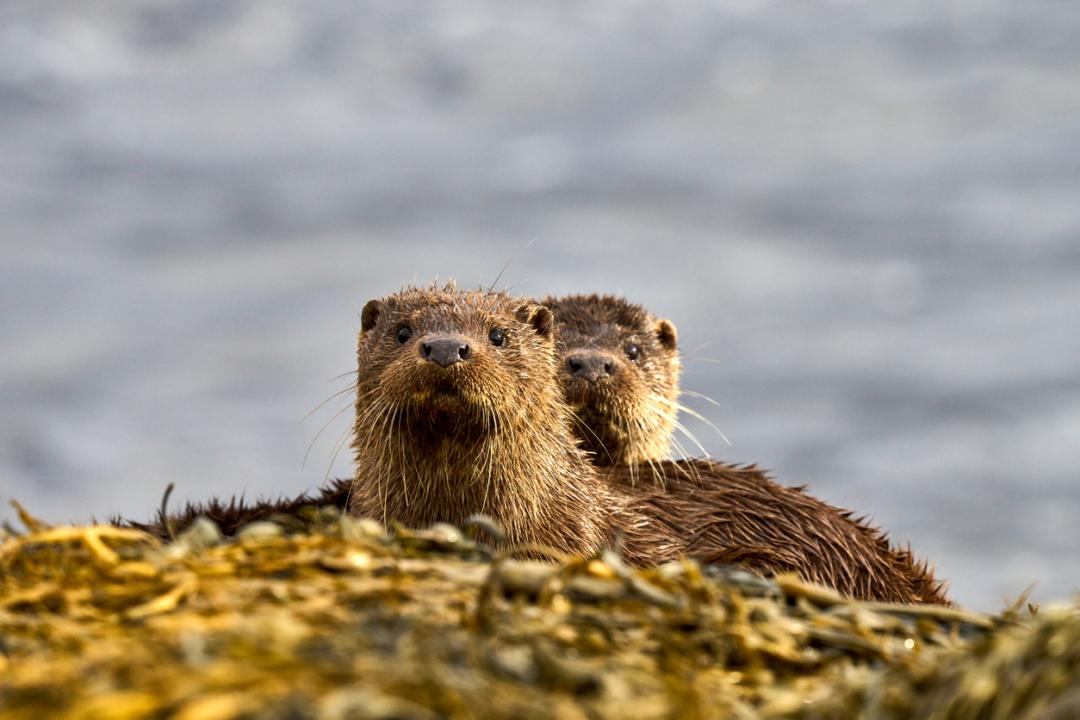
[479, 398, 497, 514]
[397, 407, 411, 508]
[681, 389, 726, 412]
[358, 395, 397, 524]
[625, 451, 638, 486]
[622, 416, 666, 487]
[486, 238, 535, 292]
[652, 394, 732, 448]
[675, 403, 731, 448]
[644, 455, 667, 490]
[345, 392, 393, 465]
[669, 417, 711, 460]
[373, 398, 399, 525]
[304, 399, 356, 468]
[303, 383, 359, 422]
[665, 438, 700, 483]
[324, 423, 353, 483]
[681, 356, 724, 365]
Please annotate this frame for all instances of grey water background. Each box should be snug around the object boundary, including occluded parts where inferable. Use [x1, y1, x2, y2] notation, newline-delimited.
[2, 2, 1079, 611]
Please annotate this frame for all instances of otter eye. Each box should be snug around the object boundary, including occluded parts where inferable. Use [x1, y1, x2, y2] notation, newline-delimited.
[625, 343, 641, 361]
[396, 326, 413, 344]
[489, 328, 507, 347]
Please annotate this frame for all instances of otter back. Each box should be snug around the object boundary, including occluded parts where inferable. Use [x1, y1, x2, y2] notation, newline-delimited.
[617, 459, 950, 605]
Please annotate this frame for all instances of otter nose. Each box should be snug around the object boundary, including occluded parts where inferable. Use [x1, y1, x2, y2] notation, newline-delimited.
[566, 353, 616, 382]
[421, 336, 472, 368]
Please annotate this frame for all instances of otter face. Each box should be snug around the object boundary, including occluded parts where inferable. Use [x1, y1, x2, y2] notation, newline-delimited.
[355, 286, 556, 440]
[543, 294, 680, 466]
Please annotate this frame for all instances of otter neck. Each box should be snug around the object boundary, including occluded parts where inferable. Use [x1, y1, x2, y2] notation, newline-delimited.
[351, 401, 612, 554]
[573, 401, 677, 467]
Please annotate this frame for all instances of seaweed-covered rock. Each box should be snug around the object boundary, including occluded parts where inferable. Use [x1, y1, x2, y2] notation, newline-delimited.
[0, 505, 1068, 719]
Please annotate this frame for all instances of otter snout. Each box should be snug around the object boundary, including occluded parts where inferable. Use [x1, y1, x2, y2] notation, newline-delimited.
[421, 335, 472, 367]
[566, 352, 616, 382]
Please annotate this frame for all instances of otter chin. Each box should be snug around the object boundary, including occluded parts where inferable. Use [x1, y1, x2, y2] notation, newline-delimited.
[401, 372, 486, 431]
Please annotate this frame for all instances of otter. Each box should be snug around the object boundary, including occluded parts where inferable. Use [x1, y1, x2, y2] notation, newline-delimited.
[122, 283, 681, 563]
[545, 293, 949, 605]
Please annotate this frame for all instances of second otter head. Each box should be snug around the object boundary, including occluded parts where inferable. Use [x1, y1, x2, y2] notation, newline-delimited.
[542, 294, 681, 466]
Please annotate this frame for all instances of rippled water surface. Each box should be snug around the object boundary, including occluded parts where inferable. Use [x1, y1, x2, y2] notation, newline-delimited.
[2, 2, 1079, 610]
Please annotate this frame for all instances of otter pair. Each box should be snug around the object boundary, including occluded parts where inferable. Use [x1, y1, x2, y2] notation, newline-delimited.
[347, 284, 946, 604]
[133, 283, 948, 605]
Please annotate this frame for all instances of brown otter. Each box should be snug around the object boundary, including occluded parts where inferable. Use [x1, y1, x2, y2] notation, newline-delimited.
[545, 293, 949, 605]
[121, 283, 682, 564]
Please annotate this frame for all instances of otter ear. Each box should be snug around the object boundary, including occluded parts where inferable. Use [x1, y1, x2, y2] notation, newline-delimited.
[515, 303, 554, 340]
[655, 318, 677, 350]
[360, 299, 382, 333]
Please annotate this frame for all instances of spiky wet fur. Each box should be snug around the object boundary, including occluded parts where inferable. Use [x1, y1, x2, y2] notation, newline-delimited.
[348, 283, 624, 556]
[619, 460, 950, 605]
[543, 294, 681, 470]
[117, 479, 352, 539]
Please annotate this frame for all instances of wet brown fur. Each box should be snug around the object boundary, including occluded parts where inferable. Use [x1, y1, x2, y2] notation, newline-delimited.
[620, 460, 949, 605]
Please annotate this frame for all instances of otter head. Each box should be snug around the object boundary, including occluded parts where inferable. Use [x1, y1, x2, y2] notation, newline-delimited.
[542, 294, 681, 467]
[356, 284, 554, 434]
[349, 283, 608, 552]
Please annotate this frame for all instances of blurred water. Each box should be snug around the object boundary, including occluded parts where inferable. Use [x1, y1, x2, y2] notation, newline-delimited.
[2, 1, 1079, 610]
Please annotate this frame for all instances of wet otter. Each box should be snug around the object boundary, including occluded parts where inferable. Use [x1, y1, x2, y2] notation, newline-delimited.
[122, 284, 681, 562]
[546, 293, 949, 605]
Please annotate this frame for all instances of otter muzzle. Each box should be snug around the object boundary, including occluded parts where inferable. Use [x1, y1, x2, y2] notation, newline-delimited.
[566, 352, 616, 382]
[421, 335, 472, 368]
